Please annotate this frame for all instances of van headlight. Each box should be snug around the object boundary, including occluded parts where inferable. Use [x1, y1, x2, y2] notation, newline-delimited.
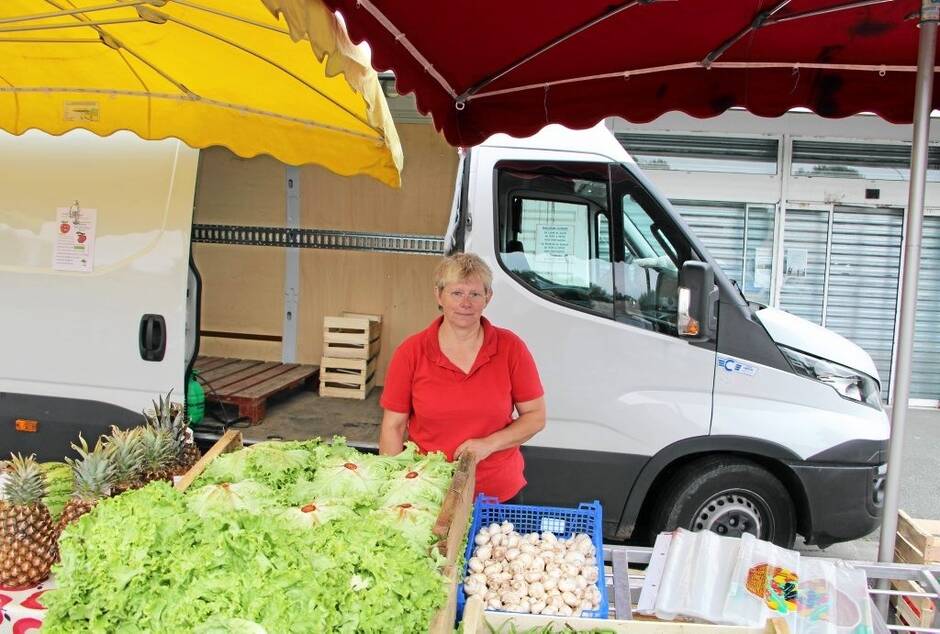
[779, 346, 882, 410]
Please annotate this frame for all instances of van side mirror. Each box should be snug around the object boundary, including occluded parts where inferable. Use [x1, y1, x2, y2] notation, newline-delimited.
[678, 261, 717, 339]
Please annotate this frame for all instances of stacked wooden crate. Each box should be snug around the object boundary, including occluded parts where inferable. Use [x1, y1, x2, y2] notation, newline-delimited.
[892, 510, 939, 629]
[319, 312, 382, 399]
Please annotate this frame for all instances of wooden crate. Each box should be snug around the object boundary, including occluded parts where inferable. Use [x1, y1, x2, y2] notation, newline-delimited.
[891, 578, 937, 630]
[179, 432, 476, 634]
[460, 596, 790, 633]
[896, 510, 940, 565]
[323, 315, 382, 359]
[892, 511, 938, 630]
[319, 355, 378, 400]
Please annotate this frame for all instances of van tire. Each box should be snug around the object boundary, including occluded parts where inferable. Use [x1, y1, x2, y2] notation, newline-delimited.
[648, 456, 796, 548]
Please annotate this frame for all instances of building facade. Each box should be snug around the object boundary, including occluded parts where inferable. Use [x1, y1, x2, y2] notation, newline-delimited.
[608, 111, 940, 405]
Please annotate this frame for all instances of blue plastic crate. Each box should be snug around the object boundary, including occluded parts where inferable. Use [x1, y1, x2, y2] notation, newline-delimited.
[456, 494, 609, 620]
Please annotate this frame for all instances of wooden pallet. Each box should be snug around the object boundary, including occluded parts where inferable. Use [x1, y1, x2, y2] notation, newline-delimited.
[319, 355, 377, 400]
[179, 432, 476, 634]
[323, 315, 382, 359]
[194, 356, 319, 423]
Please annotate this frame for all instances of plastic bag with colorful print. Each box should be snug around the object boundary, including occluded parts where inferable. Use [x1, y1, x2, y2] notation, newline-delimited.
[724, 532, 802, 625]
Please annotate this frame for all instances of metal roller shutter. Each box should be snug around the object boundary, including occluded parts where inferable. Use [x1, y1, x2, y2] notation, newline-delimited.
[671, 200, 745, 286]
[779, 209, 830, 325]
[826, 207, 902, 398]
[912, 215, 940, 400]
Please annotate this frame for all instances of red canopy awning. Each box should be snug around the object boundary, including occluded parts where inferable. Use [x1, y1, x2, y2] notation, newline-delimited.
[308, 0, 933, 146]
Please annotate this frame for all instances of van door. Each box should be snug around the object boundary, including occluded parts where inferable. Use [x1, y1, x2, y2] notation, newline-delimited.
[0, 130, 198, 459]
[481, 158, 717, 533]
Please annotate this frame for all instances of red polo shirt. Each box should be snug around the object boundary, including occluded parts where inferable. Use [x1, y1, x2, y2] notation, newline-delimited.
[380, 316, 544, 501]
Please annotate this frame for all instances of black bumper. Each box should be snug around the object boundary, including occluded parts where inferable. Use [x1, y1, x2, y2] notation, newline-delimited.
[788, 461, 885, 547]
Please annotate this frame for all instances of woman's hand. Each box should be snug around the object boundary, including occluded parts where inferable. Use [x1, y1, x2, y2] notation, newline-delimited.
[454, 397, 546, 463]
[454, 437, 496, 463]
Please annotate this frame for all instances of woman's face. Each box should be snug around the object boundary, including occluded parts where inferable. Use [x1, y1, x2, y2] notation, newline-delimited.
[436, 276, 491, 329]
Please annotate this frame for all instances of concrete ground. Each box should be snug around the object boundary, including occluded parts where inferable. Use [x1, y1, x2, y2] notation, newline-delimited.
[234, 387, 383, 446]
[201, 389, 939, 560]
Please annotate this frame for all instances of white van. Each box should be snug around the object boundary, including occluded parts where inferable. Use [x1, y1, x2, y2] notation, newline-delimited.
[0, 125, 887, 548]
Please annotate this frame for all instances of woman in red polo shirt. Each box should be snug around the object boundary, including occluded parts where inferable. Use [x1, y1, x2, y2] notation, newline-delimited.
[379, 253, 546, 502]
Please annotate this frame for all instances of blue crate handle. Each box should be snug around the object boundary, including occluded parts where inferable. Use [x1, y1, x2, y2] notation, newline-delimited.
[456, 494, 609, 621]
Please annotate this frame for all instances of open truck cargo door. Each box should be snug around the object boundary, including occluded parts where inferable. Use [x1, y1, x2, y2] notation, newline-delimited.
[0, 130, 199, 460]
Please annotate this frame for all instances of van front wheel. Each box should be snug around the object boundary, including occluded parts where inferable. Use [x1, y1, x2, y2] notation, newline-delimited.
[648, 457, 796, 548]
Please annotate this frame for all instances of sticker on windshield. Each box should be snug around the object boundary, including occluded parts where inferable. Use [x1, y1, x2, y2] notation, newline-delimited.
[717, 356, 757, 376]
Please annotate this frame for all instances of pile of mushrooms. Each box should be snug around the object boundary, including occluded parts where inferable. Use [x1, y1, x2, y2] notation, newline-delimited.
[463, 521, 602, 615]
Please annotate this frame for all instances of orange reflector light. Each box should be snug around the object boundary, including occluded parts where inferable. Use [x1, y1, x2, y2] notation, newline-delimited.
[15, 419, 38, 433]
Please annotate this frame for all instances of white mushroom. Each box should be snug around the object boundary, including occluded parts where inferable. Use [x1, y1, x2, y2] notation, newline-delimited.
[510, 579, 528, 596]
[476, 545, 493, 562]
[530, 599, 547, 615]
[505, 547, 521, 561]
[517, 552, 533, 568]
[492, 571, 512, 585]
[561, 563, 581, 578]
[488, 522, 500, 534]
[564, 551, 586, 566]
[474, 532, 490, 547]
[519, 543, 537, 556]
[574, 575, 588, 590]
[524, 570, 543, 584]
[507, 534, 521, 549]
[528, 581, 546, 598]
[509, 559, 526, 574]
[541, 531, 558, 544]
[529, 556, 546, 572]
[483, 563, 503, 577]
[557, 577, 577, 593]
[562, 591, 580, 608]
[493, 545, 508, 560]
[581, 567, 599, 584]
[500, 521, 514, 534]
[464, 578, 485, 596]
[487, 598, 503, 610]
[542, 576, 558, 591]
[468, 557, 484, 573]
[559, 604, 574, 617]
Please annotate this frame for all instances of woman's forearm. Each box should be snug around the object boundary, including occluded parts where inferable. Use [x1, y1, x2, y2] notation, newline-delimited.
[453, 397, 546, 462]
[484, 410, 545, 453]
[379, 410, 409, 455]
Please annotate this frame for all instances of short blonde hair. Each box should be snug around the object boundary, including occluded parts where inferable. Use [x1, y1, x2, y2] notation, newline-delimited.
[434, 253, 493, 293]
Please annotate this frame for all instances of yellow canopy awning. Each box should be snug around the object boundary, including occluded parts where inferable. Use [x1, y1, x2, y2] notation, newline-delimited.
[0, 0, 403, 187]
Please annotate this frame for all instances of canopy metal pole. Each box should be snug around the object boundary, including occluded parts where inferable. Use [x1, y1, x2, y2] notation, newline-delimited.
[876, 0, 937, 615]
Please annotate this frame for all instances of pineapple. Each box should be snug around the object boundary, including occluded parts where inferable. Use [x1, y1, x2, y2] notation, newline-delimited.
[143, 390, 201, 476]
[139, 426, 176, 483]
[59, 436, 115, 529]
[107, 426, 146, 495]
[0, 454, 58, 589]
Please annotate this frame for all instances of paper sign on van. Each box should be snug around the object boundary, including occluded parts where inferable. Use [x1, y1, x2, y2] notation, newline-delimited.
[717, 356, 757, 376]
